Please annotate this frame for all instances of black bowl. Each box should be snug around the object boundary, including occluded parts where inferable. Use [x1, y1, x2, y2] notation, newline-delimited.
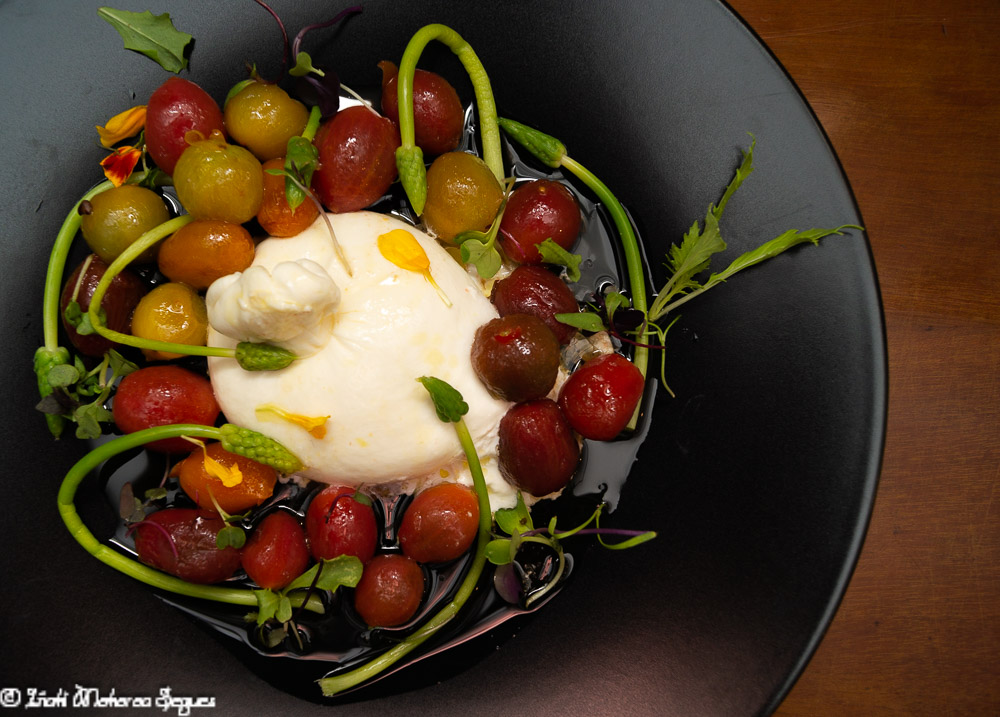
[0, 1, 884, 714]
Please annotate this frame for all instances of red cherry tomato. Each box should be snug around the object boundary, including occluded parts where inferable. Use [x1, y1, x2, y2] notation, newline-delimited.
[112, 365, 220, 453]
[145, 77, 226, 175]
[558, 353, 645, 441]
[379, 61, 464, 156]
[311, 106, 400, 213]
[305, 485, 378, 563]
[499, 180, 582, 264]
[242, 511, 311, 590]
[60, 254, 146, 357]
[490, 264, 580, 345]
[353, 554, 425, 627]
[498, 399, 580, 497]
[398, 483, 479, 563]
[133, 508, 241, 584]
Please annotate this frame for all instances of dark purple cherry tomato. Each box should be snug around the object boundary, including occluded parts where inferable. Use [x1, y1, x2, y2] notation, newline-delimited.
[498, 399, 580, 497]
[305, 485, 377, 563]
[60, 254, 145, 357]
[353, 554, 425, 627]
[112, 366, 220, 453]
[312, 106, 400, 213]
[379, 61, 464, 156]
[558, 353, 645, 440]
[145, 77, 225, 176]
[471, 314, 560, 403]
[242, 511, 311, 590]
[398, 483, 479, 563]
[490, 265, 580, 345]
[499, 180, 582, 264]
[133, 508, 241, 584]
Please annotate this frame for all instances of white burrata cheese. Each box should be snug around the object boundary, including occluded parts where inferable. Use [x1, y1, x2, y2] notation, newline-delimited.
[206, 212, 518, 508]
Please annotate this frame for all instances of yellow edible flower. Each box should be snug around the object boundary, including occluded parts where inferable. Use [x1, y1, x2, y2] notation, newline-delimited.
[256, 404, 329, 439]
[96, 105, 147, 148]
[181, 438, 243, 488]
[377, 229, 452, 307]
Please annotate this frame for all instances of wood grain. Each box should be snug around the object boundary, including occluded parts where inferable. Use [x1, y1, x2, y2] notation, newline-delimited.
[725, 1, 1000, 714]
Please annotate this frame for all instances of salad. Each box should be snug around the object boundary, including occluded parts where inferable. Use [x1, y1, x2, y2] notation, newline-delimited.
[33, 5, 860, 698]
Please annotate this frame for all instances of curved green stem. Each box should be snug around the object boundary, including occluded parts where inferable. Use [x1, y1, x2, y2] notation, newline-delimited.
[395, 23, 503, 214]
[319, 417, 492, 696]
[87, 214, 234, 359]
[43, 181, 115, 349]
[56, 423, 324, 614]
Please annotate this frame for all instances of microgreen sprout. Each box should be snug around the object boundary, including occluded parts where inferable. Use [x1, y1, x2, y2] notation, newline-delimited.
[453, 178, 515, 279]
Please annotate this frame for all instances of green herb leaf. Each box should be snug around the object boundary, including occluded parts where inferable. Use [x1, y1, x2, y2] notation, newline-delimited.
[216, 525, 246, 550]
[47, 363, 80, 389]
[144, 486, 168, 501]
[275, 595, 293, 623]
[63, 300, 83, 329]
[73, 402, 112, 440]
[284, 136, 320, 210]
[97, 7, 193, 73]
[254, 589, 279, 626]
[417, 376, 469, 423]
[705, 225, 863, 287]
[555, 311, 606, 333]
[485, 538, 513, 565]
[107, 349, 139, 378]
[283, 556, 363, 595]
[459, 239, 502, 280]
[289, 51, 325, 78]
[537, 239, 583, 282]
[495, 493, 533, 536]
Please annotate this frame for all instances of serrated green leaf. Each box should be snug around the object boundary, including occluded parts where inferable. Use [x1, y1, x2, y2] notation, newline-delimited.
[416, 376, 469, 423]
[536, 239, 583, 283]
[98, 7, 193, 73]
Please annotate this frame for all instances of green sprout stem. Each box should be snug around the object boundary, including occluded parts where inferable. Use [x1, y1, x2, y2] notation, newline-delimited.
[56, 423, 324, 614]
[86, 214, 235, 358]
[318, 417, 492, 696]
[497, 117, 650, 429]
[43, 181, 115, 350]
[395, 23, 503, 214]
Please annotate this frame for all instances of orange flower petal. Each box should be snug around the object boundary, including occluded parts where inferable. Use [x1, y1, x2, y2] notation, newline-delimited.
[100, 146, 142, 187]
[96, 105, 147, 148]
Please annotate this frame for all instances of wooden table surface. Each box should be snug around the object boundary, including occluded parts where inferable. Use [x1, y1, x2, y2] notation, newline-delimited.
[724, 2, 1000, 715]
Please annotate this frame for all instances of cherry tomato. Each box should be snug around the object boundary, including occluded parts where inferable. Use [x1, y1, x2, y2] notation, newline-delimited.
[312, 106, 400, 213]
[224, 80, 309, 162]
[175, 442, 278, 515]
[130, 282, 209, 361]
[353, 554, 425, 627]
[242, 511, 311, 590]
[133, 508, 241, 584]
[257, 157, 320, 237]
[398, 483, 479, 563]
[422, 151, 503, 242]
[471, 314, 560, 403]
[173, 130, 264, 224]
[79, 185, 170, 264]
[60, 254, 146, 357]
[305, 485, 377, 563]
[157, 219, 255, 290]
[490, 265, 580, 345]
[498, 399, 580, 497]
[499, 179, 582, 264]
[558, 353, 645, 440]
[112, 365, 220, 453]
[379, 61, 464, 156]
[146, 77, 226, 176]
